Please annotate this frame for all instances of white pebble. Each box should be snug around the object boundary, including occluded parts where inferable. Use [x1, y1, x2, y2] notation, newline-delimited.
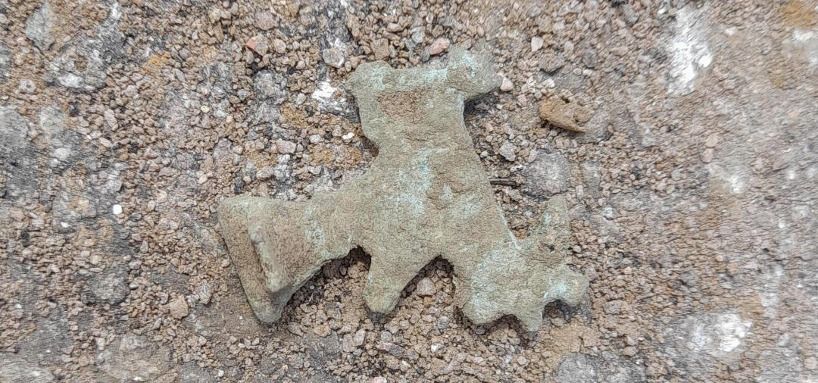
[544, 78, 556, 88]
[531, 36, 544, 52]
[415, 277, 436, 296]
[499, 142, 517, 161]
[500, 77, 513, 92]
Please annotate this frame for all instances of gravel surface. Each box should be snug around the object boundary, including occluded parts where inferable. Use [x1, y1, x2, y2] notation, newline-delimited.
[1, 0, 817, 382]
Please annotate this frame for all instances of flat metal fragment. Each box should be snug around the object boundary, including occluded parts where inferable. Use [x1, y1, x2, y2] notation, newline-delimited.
[218, 48, 588, 331]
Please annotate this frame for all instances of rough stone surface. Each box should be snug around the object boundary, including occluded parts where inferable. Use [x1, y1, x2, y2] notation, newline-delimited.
[538, 95, 593, 132]
[540, 51, 566, 73]
[661, 310, 754, 380]
[428, 37, 450, 56]
[526, 152, 570, 197]
[554, 353, 645, 383]
[275, 139, 296, 154]
[45, 2, 124, 91]
[499, 141, 518, 161]
[531, 36, 544, 52]
[179, 363, 216, 383]
[322, 47, 345, 69]
[500, 76, 514, 92]
[218, 48, 587, 332]
[0, 44, 11, 82]
[0, 107, 28, 156]
[168, 295, 190, 319]
[415, 277, 436, 296]
[96, 335, 171, 381]
[372, 38, 391, 61]
[0, 355, 55, 383]
[88, 266, 130, 305]
[254, 11, 276, 31]
[2, 1, 817, 381]
[25, 1, 55, 51]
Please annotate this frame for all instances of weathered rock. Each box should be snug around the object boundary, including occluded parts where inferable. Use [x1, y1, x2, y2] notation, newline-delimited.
[531, 36, 544, 52]
[415, 277, 435, 296]
[664, 310, 752, 362]
[179, 363, 216, 383]
[0, 107, 40, 200]
[245, 35, 268, 55]
[276, 139, 296, 154]
[18, 79, 36, 93]
[499, 141, 518, 161]
[167, 295, 189, 319]
[500, 76, 513, 92]
[253, 70, 286, 103]
[89, 266, 130, 305]
[525, 152, 570, 196]
[0, 44, 11, 82]
[538, 96, 593, 132]
[0, 107, 29, 157]
[18, 315, 73, 365]
[46, 2, 123, 91]
[654, 309, 754, 379]
[581, 48, 598, 68]
[0, 355, 54, 383]
[272, 39, 286, 54]
[556, 353, 600, 383]
[254, 11, 276, 31]
[97, 334, 171, 381]
[218, 47, 587, 331]
[539, 52, 566, 74]
[428, 38, 450, 56]
[372, 38, 391, 61]
[353, 329, 367, 346]
[25, 1, 55, 51]
[603, 299, 625, 315]
[195, 281, 213, 305]
[322, 47, 345, 68]
[555, 352, 645, 383]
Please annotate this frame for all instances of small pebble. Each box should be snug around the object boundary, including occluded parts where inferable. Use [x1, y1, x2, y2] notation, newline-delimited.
[322, 47, 345, 68]
[254, 12, 276, 30]
[499, 142, 517, 161]
[277, 139, 297, 154]
[500, 77, 513, 92]
[428, 38, 450, 56]
[272, 39, 287, 54]
[415, 278, 435, 296]
[531, 36, 544, 52]
[168, 296, 189, 319]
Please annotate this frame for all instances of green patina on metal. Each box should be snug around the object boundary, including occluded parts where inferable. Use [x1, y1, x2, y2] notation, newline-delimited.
[218, 47, 587, 331]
